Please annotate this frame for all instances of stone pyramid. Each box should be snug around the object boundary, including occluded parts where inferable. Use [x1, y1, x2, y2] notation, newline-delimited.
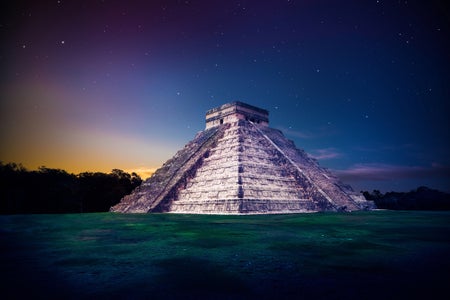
[111, 101, 373, 214]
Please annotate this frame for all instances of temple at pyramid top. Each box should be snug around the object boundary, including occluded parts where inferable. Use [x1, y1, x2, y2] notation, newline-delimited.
[111, 101, 374, 214]
[205, 101, 269, 129]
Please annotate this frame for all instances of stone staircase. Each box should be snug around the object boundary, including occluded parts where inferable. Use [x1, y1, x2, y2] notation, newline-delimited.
[111, 102, 373, 214]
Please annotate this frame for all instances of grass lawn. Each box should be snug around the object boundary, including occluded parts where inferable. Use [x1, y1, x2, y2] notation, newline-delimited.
[1, 211, 449, 299]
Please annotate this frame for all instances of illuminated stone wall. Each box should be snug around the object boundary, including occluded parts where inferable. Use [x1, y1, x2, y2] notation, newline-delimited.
[111, 102, 374, 214]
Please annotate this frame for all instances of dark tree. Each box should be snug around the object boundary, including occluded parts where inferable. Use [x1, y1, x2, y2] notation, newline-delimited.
[362, 187, 450, 210]
[0, 162, 142, 214]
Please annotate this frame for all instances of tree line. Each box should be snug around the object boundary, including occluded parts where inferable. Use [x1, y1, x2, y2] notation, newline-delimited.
[2, 161, 449, 213]
[0, 162, 142, 214]
[362, 186, 450, 210]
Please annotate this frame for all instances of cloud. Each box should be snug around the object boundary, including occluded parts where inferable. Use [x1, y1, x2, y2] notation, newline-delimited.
[309, 148, 342, 160]
[353, 144, 417, 153]
[276, 126, 312, 139]
[333, 163, 450, 182]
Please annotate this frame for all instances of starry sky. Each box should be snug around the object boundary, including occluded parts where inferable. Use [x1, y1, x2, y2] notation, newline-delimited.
[1, 0, 449, 192]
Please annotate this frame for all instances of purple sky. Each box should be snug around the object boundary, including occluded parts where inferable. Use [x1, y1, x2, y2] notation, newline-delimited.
[1, 1, 449, 192]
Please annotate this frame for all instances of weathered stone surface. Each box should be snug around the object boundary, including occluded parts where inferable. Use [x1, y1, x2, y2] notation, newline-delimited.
[111, 102, 374, 214]
[110, 125, 226, 213]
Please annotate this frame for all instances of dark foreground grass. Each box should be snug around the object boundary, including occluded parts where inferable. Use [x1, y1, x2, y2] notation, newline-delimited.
[1, 211, 449, 299]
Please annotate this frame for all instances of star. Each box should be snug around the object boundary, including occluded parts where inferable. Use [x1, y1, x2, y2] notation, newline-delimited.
[2, 0, 449, 194]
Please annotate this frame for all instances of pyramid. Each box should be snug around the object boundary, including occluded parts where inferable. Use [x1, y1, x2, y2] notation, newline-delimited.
[111, 101, 373, 214]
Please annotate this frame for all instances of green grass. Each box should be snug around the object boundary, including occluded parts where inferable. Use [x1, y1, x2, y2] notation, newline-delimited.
[1, 211, 450, 299]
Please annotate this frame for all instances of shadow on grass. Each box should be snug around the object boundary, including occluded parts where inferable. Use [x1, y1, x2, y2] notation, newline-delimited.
[151, 256, 250, 299]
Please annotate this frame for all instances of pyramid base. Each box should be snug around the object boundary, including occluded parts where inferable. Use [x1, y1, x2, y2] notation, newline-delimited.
[168, 198, 324, 214]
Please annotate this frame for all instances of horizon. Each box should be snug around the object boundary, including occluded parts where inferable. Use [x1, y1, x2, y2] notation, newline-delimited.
[0, 160, 156, 182]
[1, 1, 449, 193]
[2, 154, 449, 194]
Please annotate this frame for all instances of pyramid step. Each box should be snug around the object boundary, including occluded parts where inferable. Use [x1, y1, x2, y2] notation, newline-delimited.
[111, 102, 373, 214]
